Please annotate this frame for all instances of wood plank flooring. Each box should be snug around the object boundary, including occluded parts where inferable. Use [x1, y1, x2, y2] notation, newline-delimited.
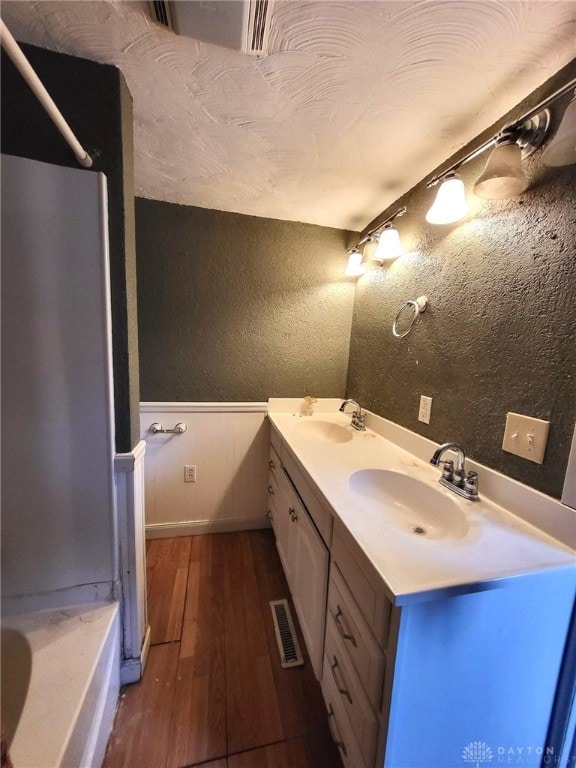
[104, 530, 342, 768]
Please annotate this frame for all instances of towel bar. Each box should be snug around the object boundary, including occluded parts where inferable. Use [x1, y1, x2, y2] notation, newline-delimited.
[148, 422, 187, 435]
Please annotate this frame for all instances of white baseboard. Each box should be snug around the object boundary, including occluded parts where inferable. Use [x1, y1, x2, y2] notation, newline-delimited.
[145, 516, 271, 539]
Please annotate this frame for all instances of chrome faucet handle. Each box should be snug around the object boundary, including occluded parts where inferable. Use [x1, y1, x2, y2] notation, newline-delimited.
[465, 471, 479, 498]
[442, 460, 454, 481]
[453, 467, 465, 488]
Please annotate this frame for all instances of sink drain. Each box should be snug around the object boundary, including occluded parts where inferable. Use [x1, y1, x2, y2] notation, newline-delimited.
[411, 525, 427, 536]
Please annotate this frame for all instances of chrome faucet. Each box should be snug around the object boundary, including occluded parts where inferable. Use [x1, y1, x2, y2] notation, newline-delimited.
[339, 399, 366, 431]
[430, 442, 479, 501]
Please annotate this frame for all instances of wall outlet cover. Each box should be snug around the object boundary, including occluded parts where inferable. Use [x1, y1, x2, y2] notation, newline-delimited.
[502, 412, 550, 464]
[418, 395, 432, 424]
[184, 464, 197, 482]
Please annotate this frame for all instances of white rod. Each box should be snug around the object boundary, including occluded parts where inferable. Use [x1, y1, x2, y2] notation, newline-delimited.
[0, 19, 93, 168]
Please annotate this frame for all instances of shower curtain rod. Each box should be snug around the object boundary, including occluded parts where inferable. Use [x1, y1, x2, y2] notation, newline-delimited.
[0, 19, 93, 168]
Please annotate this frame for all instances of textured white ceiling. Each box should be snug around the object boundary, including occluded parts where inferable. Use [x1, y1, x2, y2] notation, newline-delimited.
[2, 1, 575, 230]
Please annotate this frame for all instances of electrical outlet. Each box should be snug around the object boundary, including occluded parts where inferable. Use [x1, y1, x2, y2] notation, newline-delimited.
[502, 412, 550, 464]
[418, 395, 432, 424]
[184, 464, 197, 482]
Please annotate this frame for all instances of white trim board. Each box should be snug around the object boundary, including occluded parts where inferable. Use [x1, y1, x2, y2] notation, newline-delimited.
[115, 439, 147, 472]
[140, 402, 267, 413]
[145, 516, 270, 539]
[121, 625, 151, 685]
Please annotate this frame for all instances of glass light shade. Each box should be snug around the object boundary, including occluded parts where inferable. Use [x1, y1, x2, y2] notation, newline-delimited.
[361, 236, 380, 263]
[345, 250, 365, 277]
[473, 143, 528, 199]
[374, 226, 404, 261]
[425, 177, 469, 224]
[542, 96, 576, 167]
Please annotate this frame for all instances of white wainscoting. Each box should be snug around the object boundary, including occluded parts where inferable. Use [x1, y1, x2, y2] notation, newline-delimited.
[140, 403, 270, 538]
[115, 440, 150, 684]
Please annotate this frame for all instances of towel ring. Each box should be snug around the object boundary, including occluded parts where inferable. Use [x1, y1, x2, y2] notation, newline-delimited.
[392, 296, 428, 338]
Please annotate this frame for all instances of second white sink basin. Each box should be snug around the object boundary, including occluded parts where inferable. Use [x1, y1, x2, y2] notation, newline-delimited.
[349, 469, 470, 541]
[296, 420, 353, 443]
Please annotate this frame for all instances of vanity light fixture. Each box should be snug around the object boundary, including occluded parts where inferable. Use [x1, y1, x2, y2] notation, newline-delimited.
[373, 224, 405, 261]
[473, 131, 529, 200]
[423, 76, 576, 209]
[345, 76, 576, 270]
[345, 247, 366, 277]
[425, 173, 469, 224]
[361, 228, 403, 263]
[360, 234, 380, 263]
[472, 110, 553, 200]
[355, 206, 407, 267]
[542, 88, 576, 167]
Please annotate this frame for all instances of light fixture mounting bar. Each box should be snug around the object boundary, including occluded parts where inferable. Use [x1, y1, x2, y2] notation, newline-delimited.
[425, 76, 576, 189]
[510, 77, 576, 132]
[356, 206, 407, 247]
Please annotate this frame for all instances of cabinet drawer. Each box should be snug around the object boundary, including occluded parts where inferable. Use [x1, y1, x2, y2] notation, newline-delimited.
[332, 522, 391, 644]
[328, 564, 385, 710]
[324, 621, 379, 768]
[282, 446, 333, 547]
[321, 656, 368, 768]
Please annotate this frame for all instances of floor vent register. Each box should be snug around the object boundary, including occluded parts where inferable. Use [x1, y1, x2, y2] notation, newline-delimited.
[270, 599, 304, 668]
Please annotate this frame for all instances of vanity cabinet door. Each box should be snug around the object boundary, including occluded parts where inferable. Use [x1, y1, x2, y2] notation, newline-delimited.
[287, 487, 329, 680]
[270, 469, 293, 583]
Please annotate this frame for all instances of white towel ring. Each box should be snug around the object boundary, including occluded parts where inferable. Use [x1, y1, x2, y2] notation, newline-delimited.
[392, 296, 428, 338]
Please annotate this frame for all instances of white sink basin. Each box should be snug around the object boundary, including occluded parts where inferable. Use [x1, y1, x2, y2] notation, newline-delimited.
[349, 469, 470, 540]
[296, 420, 353, 443]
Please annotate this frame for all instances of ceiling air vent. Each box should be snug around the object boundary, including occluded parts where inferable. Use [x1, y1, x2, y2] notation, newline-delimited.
[149, 0, 174, 30]
[149, 0, 274, 56]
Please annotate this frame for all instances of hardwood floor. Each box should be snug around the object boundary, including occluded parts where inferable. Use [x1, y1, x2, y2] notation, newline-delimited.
[103, 530, 342, 768]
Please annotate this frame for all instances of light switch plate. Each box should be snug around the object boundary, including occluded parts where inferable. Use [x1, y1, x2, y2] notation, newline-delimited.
[502, 412, 550, 464]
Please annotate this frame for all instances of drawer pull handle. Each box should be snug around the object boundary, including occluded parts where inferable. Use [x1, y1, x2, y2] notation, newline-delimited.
[331, 656, 352, 704]
[327, 704, 348, 757]
[267, 509, 273, 521]
[289, 506, 298, 522]
[334, 606, 357, 648]
[269, 459, 276, 470]
[268, 484, 274, 495]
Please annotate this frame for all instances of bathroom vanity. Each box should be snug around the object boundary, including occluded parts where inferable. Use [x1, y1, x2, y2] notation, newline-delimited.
[267, 400, 575, 768]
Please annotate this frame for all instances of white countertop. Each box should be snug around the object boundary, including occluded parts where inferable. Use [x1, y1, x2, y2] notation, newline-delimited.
[268, 407, 575, 604]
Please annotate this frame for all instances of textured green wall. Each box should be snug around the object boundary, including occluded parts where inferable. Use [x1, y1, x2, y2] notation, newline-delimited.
[135, 62, 576, 500]
[1, 43, 140, 453]
[346, 61, 576, 498]
[136, 200, 356, 401]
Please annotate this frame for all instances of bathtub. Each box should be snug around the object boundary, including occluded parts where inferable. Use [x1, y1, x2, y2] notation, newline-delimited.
[1, 602, 119, 768]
